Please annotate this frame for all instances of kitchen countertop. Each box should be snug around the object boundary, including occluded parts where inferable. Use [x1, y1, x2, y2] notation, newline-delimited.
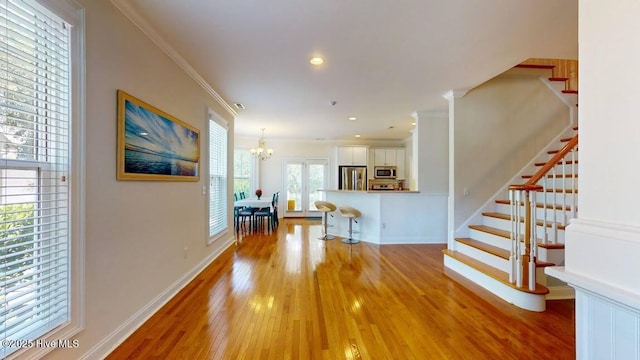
[318, 189, 419, 193]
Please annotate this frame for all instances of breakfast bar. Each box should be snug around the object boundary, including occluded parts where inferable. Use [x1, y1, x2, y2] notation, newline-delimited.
[319, 190, 447, 244]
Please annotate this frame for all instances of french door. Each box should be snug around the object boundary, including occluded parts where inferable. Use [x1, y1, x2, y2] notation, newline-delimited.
[284, 159, 329, 217]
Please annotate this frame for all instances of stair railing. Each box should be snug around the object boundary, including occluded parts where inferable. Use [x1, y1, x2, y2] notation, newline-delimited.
[508, 135, 578, 290]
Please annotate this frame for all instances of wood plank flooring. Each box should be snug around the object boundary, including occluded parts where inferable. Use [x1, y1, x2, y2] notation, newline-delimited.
[107, 218, 575, 359]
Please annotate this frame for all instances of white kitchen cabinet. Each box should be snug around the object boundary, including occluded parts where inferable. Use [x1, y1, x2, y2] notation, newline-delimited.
[337, 146, 368, 165]
[373, 148, 402, 166]
[373, 149, 386, 166]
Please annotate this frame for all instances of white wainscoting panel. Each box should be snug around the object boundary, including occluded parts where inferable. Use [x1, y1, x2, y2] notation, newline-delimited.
[547, 267, 640, 360]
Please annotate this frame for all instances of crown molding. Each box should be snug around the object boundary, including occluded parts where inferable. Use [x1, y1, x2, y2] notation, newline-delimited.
[110, 0, 237, 118]
[441, 89, 470, 101]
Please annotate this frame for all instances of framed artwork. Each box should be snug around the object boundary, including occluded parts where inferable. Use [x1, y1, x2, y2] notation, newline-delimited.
[117, 90, 200, 181]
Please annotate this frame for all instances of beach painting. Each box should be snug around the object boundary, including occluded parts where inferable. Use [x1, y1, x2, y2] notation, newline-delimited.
[117, 90, 200, 181]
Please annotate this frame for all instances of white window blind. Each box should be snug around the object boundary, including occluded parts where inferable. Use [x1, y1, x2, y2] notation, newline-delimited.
[209, 116, 228, 240]
[1, 0, 71, 357]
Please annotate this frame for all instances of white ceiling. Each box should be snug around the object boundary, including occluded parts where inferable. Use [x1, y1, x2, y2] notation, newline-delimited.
[115, 0, 578, 141]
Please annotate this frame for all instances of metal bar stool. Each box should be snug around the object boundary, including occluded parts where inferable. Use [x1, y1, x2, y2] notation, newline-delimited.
[338, 206, 361, 244]
[314, 200, 336, 240]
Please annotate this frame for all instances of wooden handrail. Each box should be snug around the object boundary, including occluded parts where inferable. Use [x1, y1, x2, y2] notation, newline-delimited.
[509, 134, 578, 191]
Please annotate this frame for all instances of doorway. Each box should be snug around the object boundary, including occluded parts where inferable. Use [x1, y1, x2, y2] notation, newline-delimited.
[284, 159, 328, 218]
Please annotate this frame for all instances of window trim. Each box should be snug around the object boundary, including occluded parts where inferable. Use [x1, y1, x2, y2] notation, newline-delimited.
[207, 109, 229, 245]
[0, 0, 85, 358]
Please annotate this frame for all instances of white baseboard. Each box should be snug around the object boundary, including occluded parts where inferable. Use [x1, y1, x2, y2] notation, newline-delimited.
[79, 235, 235, 360]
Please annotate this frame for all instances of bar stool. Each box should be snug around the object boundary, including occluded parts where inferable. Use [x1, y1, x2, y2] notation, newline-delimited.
[314, 200, 336, 240]
[338, 206, 361, 244]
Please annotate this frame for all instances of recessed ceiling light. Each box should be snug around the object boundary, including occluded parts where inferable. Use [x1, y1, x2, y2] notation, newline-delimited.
[348, 116, 357, 121]
[411, 122, 416, 126]
[309, 57, 324, 65]
[355, 134, 361, 138]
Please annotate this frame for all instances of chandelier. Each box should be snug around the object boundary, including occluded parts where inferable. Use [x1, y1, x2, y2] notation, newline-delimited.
[250, 128, 274, 160]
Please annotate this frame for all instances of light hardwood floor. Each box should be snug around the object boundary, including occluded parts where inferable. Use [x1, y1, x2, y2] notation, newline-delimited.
[107, 218, 575, 359]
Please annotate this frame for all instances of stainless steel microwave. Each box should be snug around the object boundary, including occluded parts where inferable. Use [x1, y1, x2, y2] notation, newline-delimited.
[374, 166, 397, 179]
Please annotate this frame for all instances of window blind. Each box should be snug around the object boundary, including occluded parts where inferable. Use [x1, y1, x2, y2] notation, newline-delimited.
[1, 0, 71, 356]
[209, 117, 228, 239]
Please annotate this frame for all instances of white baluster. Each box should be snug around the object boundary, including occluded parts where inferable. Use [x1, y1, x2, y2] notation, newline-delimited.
[571, 148, 577, 220]
[542, 170, 548, 244]
[551, 167, 557, 244]
[529, 192, 537, 291]
[509, 189, 516, 283]
[516, 190, 523, 288]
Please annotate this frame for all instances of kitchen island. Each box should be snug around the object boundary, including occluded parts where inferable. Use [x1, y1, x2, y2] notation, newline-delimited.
[319, 190, 447, 244]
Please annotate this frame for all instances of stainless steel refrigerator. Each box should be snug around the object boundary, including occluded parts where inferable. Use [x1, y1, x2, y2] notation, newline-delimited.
[339, 166, 367, 190]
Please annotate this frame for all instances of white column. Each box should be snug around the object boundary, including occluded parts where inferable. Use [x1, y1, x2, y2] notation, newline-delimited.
[441, 89, 468, 248]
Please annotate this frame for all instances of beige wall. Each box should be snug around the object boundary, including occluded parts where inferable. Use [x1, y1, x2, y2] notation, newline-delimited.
[451, 74, 569, 233]
[47, 1, 235, 358]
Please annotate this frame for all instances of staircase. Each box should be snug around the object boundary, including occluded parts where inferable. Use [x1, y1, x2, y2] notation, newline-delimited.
[443, 60, 578, 312]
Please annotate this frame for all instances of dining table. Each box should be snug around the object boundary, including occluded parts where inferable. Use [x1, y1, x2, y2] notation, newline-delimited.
[234, 197, 273, 210]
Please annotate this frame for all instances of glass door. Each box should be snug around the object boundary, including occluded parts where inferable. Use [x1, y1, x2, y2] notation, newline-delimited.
[284, 159, 328, 217]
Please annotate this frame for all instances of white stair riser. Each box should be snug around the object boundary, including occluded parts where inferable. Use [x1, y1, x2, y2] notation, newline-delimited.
[535, 191, 577, 204]
[481, 216, 566, 243]
[523, 163, 580, 176]
[535, 227, 566, 243]
[495, 203, 574, 221]
[535, 163, 578, 174]
[456, 242, 510, 273]
[537, 177, 578, 189]
[469, 228, 511, 250]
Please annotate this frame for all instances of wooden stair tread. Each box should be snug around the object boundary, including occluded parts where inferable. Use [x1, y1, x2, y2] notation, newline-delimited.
[545, 188, 577, 193]
[535, 160, 577, 166]
[560, 137, 573, 142]
[562, 89, 578, 94]
[469, 224, 510, 239]
[535, 259, 555, 267]
[482, 212, 566, 230]
[442, 249, 550, 295]
[514, 64, 555, 70]
[495, 199, 573, 211]
[521, 173, 577, 179]
[549, 77, 568, 81]
[456, 237, 509, 259]
[537, 242, 565, 250]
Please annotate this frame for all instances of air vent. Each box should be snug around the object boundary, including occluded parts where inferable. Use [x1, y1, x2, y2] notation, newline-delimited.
[233, 102, 245, 110]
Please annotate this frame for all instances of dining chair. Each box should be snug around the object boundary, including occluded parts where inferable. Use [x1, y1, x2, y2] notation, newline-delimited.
[237, 205, 257, 233]
[254, 192, 278, 232]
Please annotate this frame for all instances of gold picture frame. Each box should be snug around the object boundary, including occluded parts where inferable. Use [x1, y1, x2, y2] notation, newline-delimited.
[117, 90, 200, 181]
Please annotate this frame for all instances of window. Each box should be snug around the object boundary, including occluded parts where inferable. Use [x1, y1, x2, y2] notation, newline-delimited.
[1, 0, 83, 358]
[233, 148, 254, 196]
[208, 113, 228, 242]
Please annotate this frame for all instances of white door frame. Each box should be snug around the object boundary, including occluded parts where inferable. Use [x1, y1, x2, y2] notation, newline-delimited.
[283, 157, 329, 218]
